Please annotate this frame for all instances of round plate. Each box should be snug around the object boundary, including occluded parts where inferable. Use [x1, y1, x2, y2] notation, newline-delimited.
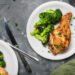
[0, 40, 18, 75]
[26, 1, 75, 60]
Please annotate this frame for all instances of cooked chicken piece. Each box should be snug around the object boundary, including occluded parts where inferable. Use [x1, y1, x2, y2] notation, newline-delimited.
[0, 67, 8, 75]
[49, 12, 72, 55]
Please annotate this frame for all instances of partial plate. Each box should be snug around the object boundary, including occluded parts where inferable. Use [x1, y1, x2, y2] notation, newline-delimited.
[0, 40, 18, 75]
[26, 1, 75, 60]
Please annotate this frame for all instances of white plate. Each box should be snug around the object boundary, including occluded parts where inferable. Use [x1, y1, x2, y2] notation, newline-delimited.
[26, 1, 75, 60]
[0, 40, 18, 75]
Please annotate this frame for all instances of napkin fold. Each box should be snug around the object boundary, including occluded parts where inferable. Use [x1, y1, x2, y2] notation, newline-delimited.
[51, 59, 75, 75]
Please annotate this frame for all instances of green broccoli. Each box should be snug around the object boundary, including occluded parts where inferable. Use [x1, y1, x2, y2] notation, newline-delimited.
[39, 12, 51, 20]
[50, 9, 62, 24]
[46, 9, 55, 13]
[34, 18, 50, 28]
[41, 24, 54, 36]
[39, 9, 55, 19]
[0, 60, 6, 68]
[0, 52, 4, 61]
[54, 9, 62, 23]
[39, 9, 62, 24]
[30, 9, 62, 45]
[35, 34, 49, 44]
[30, 28, 40, 35]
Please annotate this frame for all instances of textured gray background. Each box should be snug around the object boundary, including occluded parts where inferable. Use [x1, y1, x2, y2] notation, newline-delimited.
[0, 0, 75, 75]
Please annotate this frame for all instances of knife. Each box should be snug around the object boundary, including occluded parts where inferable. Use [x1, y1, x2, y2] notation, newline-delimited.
[4, 17, 32, 73]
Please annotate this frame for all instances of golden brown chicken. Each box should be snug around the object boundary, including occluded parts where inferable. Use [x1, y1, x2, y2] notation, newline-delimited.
[0, 67, 8, 75]
[49, 12, 72, 55]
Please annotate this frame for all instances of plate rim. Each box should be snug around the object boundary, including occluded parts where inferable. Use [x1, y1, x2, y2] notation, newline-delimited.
[0, 40, 18, 75]
[26, 1, 75, 60]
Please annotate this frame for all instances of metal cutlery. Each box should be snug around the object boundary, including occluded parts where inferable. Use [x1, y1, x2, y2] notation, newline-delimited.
[3, 17, 39, 61]
[4, 17, 33, 73]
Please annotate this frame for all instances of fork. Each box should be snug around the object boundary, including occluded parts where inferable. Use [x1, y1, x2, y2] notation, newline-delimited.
[0, 33, 39, 62]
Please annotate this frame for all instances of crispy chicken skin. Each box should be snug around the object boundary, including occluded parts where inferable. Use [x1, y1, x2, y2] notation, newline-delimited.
[49, 12, 72, 55]
[0, 67, 8, 75]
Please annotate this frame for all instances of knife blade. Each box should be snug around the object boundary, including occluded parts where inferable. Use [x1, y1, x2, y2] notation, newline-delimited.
[4, 17, 32, 73]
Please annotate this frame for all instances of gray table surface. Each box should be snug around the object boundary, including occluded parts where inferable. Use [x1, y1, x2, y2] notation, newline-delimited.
[0, 0, 75, 75]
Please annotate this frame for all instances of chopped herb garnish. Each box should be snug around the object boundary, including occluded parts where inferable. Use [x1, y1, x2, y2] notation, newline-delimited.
[73, 17, 75, 19]
[48, 51, 51, 53]
[54, 44, 61, 48]
[57, 32, 61, 36]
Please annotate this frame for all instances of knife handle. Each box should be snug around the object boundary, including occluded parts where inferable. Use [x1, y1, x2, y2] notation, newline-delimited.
[18, 52, 32, 73]
[4, 21, 32, 73]
[16, 45, 32, 73]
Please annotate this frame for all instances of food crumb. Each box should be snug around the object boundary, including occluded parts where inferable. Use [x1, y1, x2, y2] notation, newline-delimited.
[48, 51, 51, 53]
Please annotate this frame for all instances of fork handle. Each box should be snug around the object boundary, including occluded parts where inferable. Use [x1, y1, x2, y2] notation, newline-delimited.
[18, 52, 32, 73]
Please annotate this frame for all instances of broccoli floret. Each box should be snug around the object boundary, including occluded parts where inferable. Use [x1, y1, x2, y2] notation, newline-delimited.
[54, 9, 62, 23]
[46, 9, 55, 14]
[30, 9, 62, 45]
[30, 29, 40, 35]
[41, 24, 54, 36]
[34, 19, 50, 28]
[50, 9, 62, 24]
[0, 52, 4, 61]
[39, 12, 51, 20]
[39, 9, 62, 24]
[35, 34, 49, 44]
[0, 60, 6, 68]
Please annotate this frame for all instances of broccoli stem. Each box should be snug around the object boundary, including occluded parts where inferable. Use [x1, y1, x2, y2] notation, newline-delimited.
[41, 24, 54, 36]
[30, 29, 40, 35]
[34, 19, 50, 28]
[35, 34, 49, 44]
